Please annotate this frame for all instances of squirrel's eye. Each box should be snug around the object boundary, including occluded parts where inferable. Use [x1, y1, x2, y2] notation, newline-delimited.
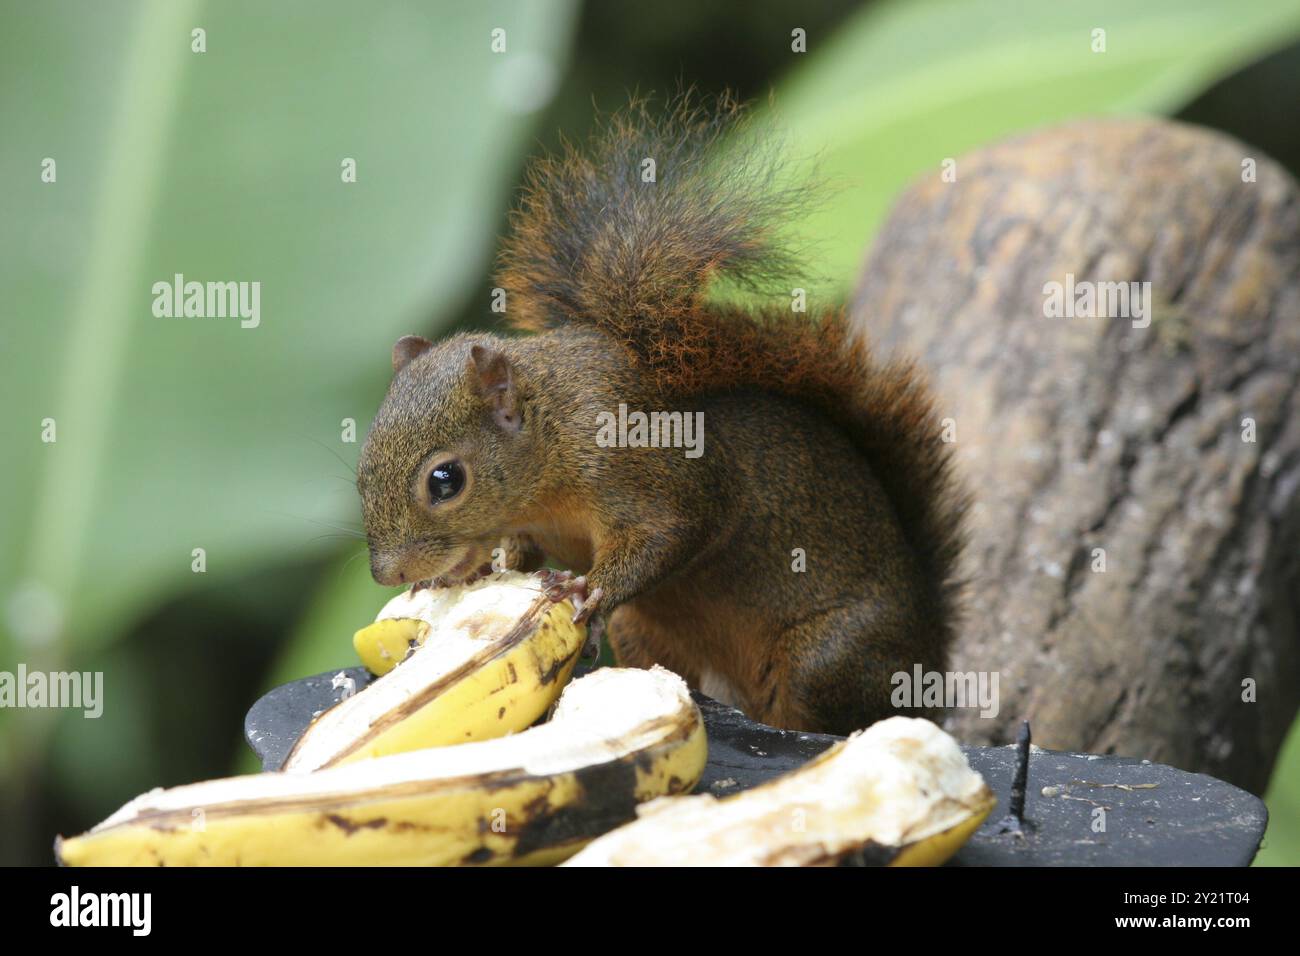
[427, 461, 465, 503]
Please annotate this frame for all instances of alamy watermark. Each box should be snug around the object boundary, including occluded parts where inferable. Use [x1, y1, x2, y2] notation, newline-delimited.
[1, 665, 102, 718]
[152, 273, 260, 328]
[891, 665, 999, 718]
[596, 403, 704, 459]
[1042, 273, 1151, 329]
[50, 886, 150, 936]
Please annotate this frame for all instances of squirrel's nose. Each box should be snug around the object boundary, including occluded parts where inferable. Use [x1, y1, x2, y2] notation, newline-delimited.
[369, 551, 408, 587]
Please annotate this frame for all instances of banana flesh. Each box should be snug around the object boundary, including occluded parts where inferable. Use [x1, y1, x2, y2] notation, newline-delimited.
[283, 572, 585, 771]
[352, 618, 422, 677]
[564, 715, 993, 866]
[56, 666, 707, 867]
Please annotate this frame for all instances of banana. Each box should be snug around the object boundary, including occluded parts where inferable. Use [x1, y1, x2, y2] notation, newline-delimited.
[283, 571, 585, 772]
[564, 716, 994, 866]
[56, 666, 706, 867]
[352, 618, 422, 677]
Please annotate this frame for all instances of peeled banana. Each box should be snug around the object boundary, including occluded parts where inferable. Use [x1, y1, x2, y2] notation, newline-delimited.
[564, 716, 994, 866]
[283, 572, 585, 771]
[56, 666, 706, 867]
[353, 617, 422, 677]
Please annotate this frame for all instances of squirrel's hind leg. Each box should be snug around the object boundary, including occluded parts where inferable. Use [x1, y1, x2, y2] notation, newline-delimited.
[773, 599, 938, 735]
[605, 605, 702, 689]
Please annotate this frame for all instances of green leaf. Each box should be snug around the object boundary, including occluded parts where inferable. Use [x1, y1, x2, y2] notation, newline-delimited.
[766, 0, 1300, 301]
[2, 0, 579, 648]
[0, 0, 577, 768]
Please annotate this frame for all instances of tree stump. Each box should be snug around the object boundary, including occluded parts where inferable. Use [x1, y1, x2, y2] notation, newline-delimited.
[850, 118, 1300, 794]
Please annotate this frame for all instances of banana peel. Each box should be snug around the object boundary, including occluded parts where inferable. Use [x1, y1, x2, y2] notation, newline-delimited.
[564, 716, 994, 866]
[282, 572, 584, 771]
[56, 666, 706, 867]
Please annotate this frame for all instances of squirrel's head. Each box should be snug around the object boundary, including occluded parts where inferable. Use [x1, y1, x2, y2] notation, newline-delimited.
[357, 333, 537, 587]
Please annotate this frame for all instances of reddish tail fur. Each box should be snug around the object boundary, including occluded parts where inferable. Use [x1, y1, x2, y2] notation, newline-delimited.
[497, 92, 967, 636]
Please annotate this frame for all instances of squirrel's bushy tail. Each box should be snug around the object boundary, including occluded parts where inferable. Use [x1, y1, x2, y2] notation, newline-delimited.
[498, 91, 807, 335]
[497, 93, 967, 635]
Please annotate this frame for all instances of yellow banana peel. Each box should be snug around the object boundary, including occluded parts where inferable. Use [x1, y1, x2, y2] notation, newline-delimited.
[284, 572, 585, 771]
[56, 666, 706, 867]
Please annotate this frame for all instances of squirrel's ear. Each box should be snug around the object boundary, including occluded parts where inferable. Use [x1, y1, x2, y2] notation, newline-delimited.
[469, 344, 522, 433]
[392, 335, 434, 373]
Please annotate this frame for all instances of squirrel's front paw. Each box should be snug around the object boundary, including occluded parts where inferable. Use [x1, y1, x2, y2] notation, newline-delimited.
[536, 569, 585, 604]
[535, 571, 605, 648]
[572, 586, 603, 626]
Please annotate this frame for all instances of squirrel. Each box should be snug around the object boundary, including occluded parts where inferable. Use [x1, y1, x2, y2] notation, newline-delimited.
[355, 94, 966, 734]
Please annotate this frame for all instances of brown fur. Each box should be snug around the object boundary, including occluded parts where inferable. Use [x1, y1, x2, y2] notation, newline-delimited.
[358, 94, 966, 734]
[497, 93, 967, 669]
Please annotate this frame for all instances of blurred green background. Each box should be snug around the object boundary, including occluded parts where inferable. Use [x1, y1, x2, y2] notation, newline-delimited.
[2, 0, 1298, 866]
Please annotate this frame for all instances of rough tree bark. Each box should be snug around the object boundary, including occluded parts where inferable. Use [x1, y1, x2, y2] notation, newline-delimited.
[850, 118, 1300, 794]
